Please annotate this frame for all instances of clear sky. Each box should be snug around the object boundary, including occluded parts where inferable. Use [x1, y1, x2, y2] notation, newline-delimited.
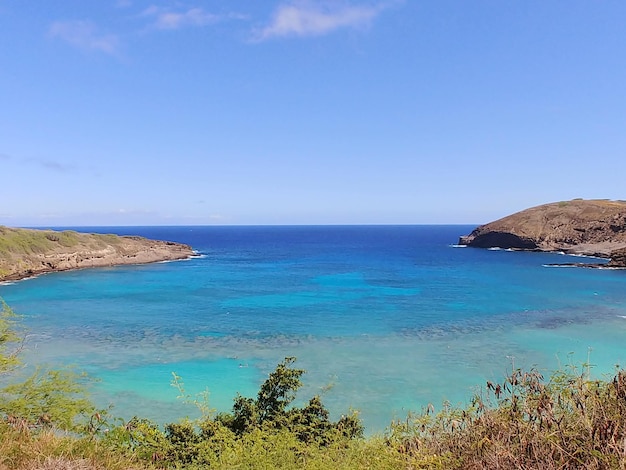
[2, 1, 626, 226]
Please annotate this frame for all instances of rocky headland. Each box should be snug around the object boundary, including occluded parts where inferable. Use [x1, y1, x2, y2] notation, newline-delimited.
[0, 226, 195, 282]
[459, 199, 626, 267]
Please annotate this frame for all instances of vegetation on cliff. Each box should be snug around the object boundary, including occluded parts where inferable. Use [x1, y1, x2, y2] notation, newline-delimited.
[0, 226, 194, 282]
[2, 299, 626, 469]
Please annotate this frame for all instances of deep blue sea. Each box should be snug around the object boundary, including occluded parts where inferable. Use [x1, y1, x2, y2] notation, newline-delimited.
[2, 225, 626, 433]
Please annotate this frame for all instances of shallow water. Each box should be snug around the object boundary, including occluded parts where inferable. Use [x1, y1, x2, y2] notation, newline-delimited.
[1, 225, 625, 433]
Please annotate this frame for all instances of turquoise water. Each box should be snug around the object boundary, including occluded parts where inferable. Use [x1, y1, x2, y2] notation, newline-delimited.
[1, 225, 626, 432]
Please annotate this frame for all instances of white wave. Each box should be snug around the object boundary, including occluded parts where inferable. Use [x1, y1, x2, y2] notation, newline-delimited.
[157, 257, 196, 264]
[449, 244, 467, 248]
[567, 253, 610, 260]
[1, 273, 44, 284]
[542, 263, 621, 270]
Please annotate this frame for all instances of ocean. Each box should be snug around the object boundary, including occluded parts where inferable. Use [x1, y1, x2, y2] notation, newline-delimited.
[1, 225, 626, 433]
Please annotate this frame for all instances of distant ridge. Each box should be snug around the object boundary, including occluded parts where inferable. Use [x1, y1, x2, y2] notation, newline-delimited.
[459, 199, 626, 267]
[0, 226, 194, 282]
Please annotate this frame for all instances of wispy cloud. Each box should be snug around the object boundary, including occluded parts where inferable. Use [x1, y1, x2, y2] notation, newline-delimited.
[26, 158, 75, 173]
[257, 1, 386, 40]
[2, 152, 77, 173]
[49, 20, 120, 54]
[142, 5, 220, 30]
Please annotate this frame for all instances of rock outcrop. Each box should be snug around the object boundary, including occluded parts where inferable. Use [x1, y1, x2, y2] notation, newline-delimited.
[0, 226, 195, 282]
[608, 247, 626, 268]
[459, 199, 626, 267]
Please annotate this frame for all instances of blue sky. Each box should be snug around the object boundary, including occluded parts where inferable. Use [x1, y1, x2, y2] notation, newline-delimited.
[2, 1, 626, 226]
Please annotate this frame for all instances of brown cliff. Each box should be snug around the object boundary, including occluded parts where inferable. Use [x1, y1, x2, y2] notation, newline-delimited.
[459, 199, 626, 266]
[0, 226, 195, 282]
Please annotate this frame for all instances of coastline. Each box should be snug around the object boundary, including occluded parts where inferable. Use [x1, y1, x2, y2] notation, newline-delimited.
[5, 224, 626, 436]
[458, 200, 626, 267]
[0, 226, 195, 283]
[457, 242, 626, 268]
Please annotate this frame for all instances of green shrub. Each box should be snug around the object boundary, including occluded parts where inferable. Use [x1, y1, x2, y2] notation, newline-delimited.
[0, 299, 21, 375]
[215, 357, 363, 441]
[389, 363, 626, 469]
[0, 368, 94, 431]
[112, 357, 364, 468]
[5, 295, 626, 469]
[0, 299, 95, 432]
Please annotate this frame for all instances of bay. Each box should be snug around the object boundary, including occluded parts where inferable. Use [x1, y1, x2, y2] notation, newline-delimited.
[2, 225, 626, 433]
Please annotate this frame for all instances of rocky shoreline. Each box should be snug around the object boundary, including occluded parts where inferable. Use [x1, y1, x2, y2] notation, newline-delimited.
[0, 226, 195, 282]
[459, 199, 626, 268]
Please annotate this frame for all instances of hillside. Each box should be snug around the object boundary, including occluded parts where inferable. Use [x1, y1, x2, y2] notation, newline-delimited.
[0, 226, 194, 282]
[459, 199, 626, 265]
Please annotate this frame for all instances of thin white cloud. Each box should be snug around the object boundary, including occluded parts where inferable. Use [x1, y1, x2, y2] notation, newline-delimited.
[257, 1, 385, 40]
[2, 152, 78, 173]
[49, 20, 119, 54]
[26, 158, 74, 173]
[142, 5, 219, 30]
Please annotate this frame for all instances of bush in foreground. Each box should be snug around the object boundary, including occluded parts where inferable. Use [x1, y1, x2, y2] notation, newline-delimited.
[0, 300, 94, 432]
[388, 363, 626, 469]
[3, 297, 626, 469]
[97, 357, 365, 468]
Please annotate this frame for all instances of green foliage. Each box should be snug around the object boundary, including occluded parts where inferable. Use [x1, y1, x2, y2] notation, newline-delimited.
[0, 299, 21, 374]
[256, 356, 303, 422]
[216, 357, 363, 440]
[0, 300, 373, 469]
[7, 294, 626, 468]
[105, 357, 364, 468]
[229, 394, 260, 434]
[0, 298, 95, 432]
[53, 230, 80, 247]
[101, 416, 171, 463]
[0, 367, 95, 431]
[6, 345, 626, 469]
[0, 227, 107, 257]
[171, 372, 214, 419]
[0, 426, 131, 470]
[389, 363, 626, 469]
[0, 228, 55, 255]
